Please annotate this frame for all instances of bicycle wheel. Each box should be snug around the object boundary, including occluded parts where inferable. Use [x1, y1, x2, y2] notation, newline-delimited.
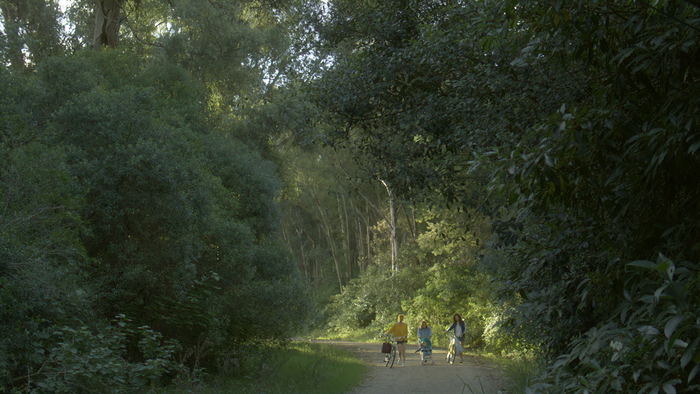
[447, 345, 455, 364]
[384, 348, 391, 367]
[389, 345, 397, 368]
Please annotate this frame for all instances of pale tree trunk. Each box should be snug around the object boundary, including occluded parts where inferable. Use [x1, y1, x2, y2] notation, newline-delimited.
[296, 228, 309, 281]
[347, 193, 371, 273]
[344, 193, 353, 278]
[93, 0, 124, 50]
[310, 187, 344, 293]
[281, 223, 310, 281]
[337, 191, 354, 280]
[336, 192, 348, 281]
[366, 203, 372, 267]
[355, 217, 364, 272]
[317, 225, 325, 279]
[402, 203, 416, 242]
[380, 180, 397, 272]
[281, 225, 294, 255]
[0, 1, 25, 70]
[330, 154, 398, 273]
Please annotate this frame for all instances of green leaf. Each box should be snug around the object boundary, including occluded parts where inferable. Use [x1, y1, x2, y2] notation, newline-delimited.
[30, 352, 44, 363]
[689, 142, 700, 154]
[662, 381, 679, 394]
[627, 260, 656, 270]
[689, 363, 700, 383]
[614, 47, 635, 64]
[633, 369, 642, 382]
[655, 254, 675, 280]
[665, 315, 684, 339]
[611, 377, 622, 391]
[655, 283, 669, 301]
[681, 338, 699, 368]
[554, 0, 562, 13]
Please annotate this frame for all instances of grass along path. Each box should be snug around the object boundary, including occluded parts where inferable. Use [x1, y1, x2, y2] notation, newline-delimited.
[182, 341, 366, 394]
[317, 339, 506, 394]
[268, 341, 366, 394]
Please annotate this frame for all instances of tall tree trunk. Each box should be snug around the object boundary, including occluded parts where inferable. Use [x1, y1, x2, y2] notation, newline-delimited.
[381, 180, 397, 272]
[338, 191, 354, 280]
[402, 203, 416, 242]
[281, 224, 294, 255]
[366, 203, 372, 267]
[331, 153, 397, 272]
[0, 1, 25, 70]
[316, 224, 324, 280]
[93, 0, 124, 50]
[346, 192, 371, 272]
[296, 228, 308, 281]
[283, 222, 309, 281]
[336, 192, 347, 281]
[355, 216, 364, 272]
[310, 187, 344, 293]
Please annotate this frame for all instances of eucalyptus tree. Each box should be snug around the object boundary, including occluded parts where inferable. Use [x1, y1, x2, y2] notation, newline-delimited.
[281, 145, 365, 292]
[279, 134, 426, 293]
[0, 0, 63, 70]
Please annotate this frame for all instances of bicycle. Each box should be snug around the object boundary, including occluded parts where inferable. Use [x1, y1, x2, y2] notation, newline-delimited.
[383, 335, 398, 368]
[446, 332, 456, 365]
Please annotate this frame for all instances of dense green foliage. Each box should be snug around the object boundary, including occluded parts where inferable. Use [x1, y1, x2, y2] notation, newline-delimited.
[0, 0, 63, 71]
[4, 0, 700, 392]
[320, 206, 499, 347]
[296, 0, 700, 393]
[0, 1, 312, 393]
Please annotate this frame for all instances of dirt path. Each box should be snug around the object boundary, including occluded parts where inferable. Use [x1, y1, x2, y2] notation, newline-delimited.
[315, 340, 506, 394]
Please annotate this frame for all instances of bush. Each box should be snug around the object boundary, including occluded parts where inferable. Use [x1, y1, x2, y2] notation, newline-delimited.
[1, 49, 311, 393]
[529, 255, 700, 394]
[325, 242, 499, 349]
[13, 316, 180, 394]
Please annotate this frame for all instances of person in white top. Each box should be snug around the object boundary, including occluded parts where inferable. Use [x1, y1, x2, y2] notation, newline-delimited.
[446, 313, 465, 363]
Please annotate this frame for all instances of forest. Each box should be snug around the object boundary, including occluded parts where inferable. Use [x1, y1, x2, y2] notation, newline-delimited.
[1, 0, 699, 393]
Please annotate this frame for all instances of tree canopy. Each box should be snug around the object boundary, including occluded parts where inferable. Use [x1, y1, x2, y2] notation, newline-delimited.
[303, 0, 700, 392]
[2, 0, 700, 393]
[1, 1, 312, 392]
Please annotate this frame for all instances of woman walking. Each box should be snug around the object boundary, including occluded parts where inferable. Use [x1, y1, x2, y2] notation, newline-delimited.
[386, 314, 409, 366]
[446, 313, 465, 363]
[417, 319, 432, 347]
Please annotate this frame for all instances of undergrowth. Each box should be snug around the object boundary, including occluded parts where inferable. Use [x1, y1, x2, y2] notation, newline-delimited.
[472, 351, 541, 394]
[169, 341, 366, 394]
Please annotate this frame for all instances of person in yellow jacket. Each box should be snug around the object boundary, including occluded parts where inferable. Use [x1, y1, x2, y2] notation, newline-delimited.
[386, 314, 409, 366]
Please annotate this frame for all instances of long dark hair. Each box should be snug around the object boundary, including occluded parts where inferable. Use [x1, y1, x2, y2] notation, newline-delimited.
[453, 313, 463, 324]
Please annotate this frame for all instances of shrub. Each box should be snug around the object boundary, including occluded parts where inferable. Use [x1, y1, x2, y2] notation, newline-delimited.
[529, 255, 700, 394]
[18, 316, 180, 394]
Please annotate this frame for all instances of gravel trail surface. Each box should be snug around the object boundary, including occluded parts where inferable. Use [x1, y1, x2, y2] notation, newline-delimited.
[315, 340, 506, 394]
